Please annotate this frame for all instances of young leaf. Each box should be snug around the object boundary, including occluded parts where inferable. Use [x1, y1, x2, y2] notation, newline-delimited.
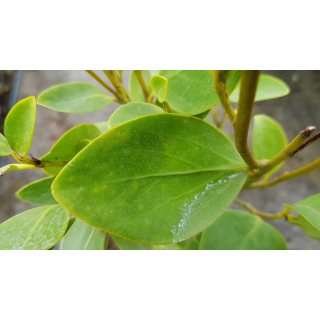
[0, 205, 70, 250]
[61, 218, 106, 250]
[199, 210, 287, 250]
[41, 123, 101, 176]
[52, 114, 247, 245]
[252, 115, 287, 175]
[108, 102, 165, 129]
[0, 164, 36, 176]
[0, 133, 13, 156]
[16, 177, 57, 205]
[285, 194, 320, 241]
[150, 75, 168, 103]
[229, 74, 290, 102]
[75, 139, 91, 154]
[129, 71, 158, 102]
[95, 121, 109, 133]
[159, 70, 241, 115]
[4, 96, 36, 156]
[38, 82, 114, 113]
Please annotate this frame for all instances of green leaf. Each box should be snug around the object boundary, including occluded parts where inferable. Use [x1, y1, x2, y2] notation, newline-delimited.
[38, 82, 114, 114]
[176, 233, 202, 250]
[229, 74, 290, 102]
[129, 71, 151, 102]
[52, 114, 247, 245]
[153, 243, 180, 250]
[199, 210, 287, 250]
[95, 121, 109, 133]
[111, 234, 153, 250]
[285, 194, 320, 241]
[16, 177, 57, 205]
[252, 115, 287, 175]
[61, 218, 106, 250]
[0, 205, 70, 250]
[0, 163, 36, 176]
[108, 102, 165, 129]
[0, 133, 13, 156]
[4, 96, 36, 156]
[150, 75, 168, 103]
[75, 139, 91, 154]
[41, 124, 101, 176]
[194, 109, 210, 119]
[159, 70, 241, 115]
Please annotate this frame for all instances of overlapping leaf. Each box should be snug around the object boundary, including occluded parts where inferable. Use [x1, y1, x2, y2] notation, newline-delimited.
[0, 133, 13, 156]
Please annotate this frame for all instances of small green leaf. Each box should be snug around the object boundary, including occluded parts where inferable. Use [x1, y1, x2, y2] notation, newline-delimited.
[129, 71, 151, 102]
[0, 133, 13, 156]
[0, 205, 70, 250]
[0, 163, 36, 176]
[252, 115, 287, 175]
[52, 114, 247, 245]
[16, 177, 57, 205]
[108, 102, 165, 129]
[199, 210, 287, 250]
[61, 218, 106, 250]
[95, 121, 109, 133]
[41, 124, 101, 176]
[75, 139, 91, 154]
[159, 70, 241, 115]
[38, 82, 114, 113]
[229, 74, 290, 102]
[4, 96, 36, 156]
[150, 75, 168, 103]
[285, 194, 320, 241]
[111, 234, 153, 250]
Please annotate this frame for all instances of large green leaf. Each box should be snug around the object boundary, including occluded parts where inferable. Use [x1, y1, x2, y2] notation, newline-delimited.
[41, 124, 101, 176]
[108, 102, 165, 129]
[252, 115, 287, 175]
[0, 205, 70, 250]
[159, 70, 241, 115]
[38, 82, 114, 113]
[0, 133, 13, 156]
[52, 114, 247, 244]
[61, 218, 106, 250]
[200, 210, 287, 250]
[4, 96, 36, 156]
[229, 74, 290, 102]
[285, 194, 320, 241]
[16, 177, 57, 205]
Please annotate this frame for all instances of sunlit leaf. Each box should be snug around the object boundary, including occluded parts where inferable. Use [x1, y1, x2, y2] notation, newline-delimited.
[38, 82, 114, 113]
[200, 210, 287, 250]
[229, 74, 290, 102]
[0, 133, 13, 156]
[4, 96, 36, 156]
[52, 114, 247, 245]
[252, 114, 287, 175]
[0, 205, 70, 250]
[150, 75, 168, 103]
[16, 177, 57, 205]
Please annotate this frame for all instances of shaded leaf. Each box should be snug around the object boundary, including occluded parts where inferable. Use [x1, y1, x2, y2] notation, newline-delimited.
[52, 114, 247, 244]
[16, 177, 57, 205]
[95, 121, 109, 133]
[38, 82, 114, 113]
[108, 102, 165, 129]
[200, 210, 287, 250]
[176, 233, 202, 250]
[75, 139, 91, 154]
[194, 109, 210, 119]
[229, 74, 290, 102]
[0, 133, 13, 156]
[0, 205, 70, 250]
[4, 96, 36, 156]
[150, 75, 168, 103]
[129, 71, 152, 102]
[111, 234, 153, 250]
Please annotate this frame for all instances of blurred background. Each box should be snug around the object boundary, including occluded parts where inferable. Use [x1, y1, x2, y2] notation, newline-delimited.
[0, 70, 319, 250]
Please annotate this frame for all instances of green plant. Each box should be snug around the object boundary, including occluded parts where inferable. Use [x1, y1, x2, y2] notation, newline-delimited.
[1, 70, 320, 250]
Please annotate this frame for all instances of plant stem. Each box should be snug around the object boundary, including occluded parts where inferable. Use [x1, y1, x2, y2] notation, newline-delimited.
[233, 198, 290, 219]
[163, 100, 173, 113]
[246, 157, 320, 189]
[85, 70, 119, 98]
[134, 70, 149, 102]
[103, 70, 130, 103]
[13, 153, 67, 168]
[148, 88, 155, 103]
[234, 70, 261, 169]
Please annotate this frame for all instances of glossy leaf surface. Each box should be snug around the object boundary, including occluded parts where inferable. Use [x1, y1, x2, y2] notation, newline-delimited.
[53, 114, 247, 244]
[61, 218, 106, 250]
[252, 115, 287, 174]
[16, 177, 57, 205]
[229, 74, 290, 102]
[4, 96, 36, 156]
[150, 75, 168, 103]
[0, 205, 70, 250]
[95, 122, 109, 133]
[0, 133, 13, 156]
[285, 194, 320, 241]
[38, 82, 114, 113]
[41, 124, 101, 176]
[200, 210, 287, 250]
[159, 70, 241, 115]
[108, 102, 165, 129]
